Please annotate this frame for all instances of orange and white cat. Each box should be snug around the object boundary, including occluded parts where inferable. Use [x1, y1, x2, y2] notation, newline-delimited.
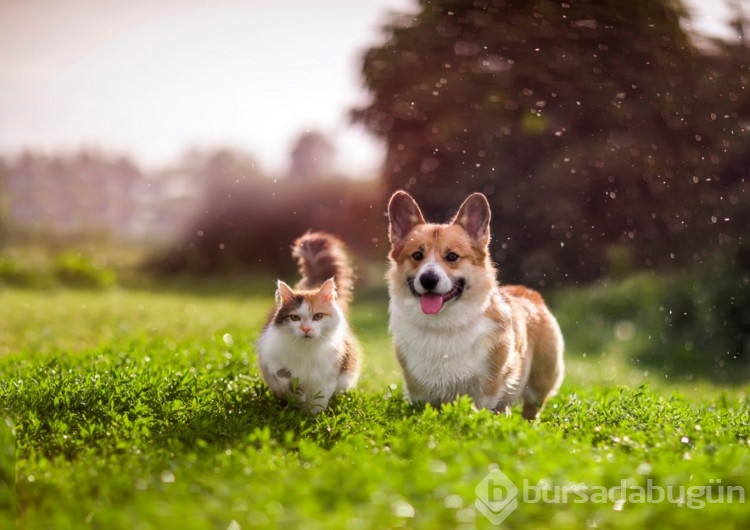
[386, 191, 564, 419]
[256, 232, 360, 413]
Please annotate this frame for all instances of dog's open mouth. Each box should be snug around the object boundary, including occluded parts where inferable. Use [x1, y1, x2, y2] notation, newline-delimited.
[417, 278, 465, 315]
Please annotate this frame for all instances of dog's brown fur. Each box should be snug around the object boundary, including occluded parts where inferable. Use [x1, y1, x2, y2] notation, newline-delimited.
[386, 191, 564, 419]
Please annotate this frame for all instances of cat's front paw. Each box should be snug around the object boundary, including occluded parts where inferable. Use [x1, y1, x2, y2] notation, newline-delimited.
[271, 368, 297, 399]
[305, 398, 330, 415]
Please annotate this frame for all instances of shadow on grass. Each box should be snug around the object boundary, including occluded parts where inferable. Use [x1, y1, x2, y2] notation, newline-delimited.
[148, 388, 417, 455]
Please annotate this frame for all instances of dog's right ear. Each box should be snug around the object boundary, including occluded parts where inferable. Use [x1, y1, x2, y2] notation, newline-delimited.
[388, 190, 425, 245]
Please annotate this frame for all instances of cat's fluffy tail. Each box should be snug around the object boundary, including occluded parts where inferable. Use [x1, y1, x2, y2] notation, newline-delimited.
[291, 232, 355, 311]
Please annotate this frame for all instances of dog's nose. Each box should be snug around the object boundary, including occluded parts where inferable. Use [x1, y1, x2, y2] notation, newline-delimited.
[419, 270, 439, 291]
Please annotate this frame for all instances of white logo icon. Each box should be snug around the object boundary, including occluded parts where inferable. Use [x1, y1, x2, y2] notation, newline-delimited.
[475, 468, 519, 525]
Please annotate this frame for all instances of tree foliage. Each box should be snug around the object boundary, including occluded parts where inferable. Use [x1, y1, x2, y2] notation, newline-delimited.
[354, 0, 750, 285]
[287, 131, 336, 181]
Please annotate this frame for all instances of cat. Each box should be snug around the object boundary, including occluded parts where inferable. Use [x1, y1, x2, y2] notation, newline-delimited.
[256, 232, 361, 413]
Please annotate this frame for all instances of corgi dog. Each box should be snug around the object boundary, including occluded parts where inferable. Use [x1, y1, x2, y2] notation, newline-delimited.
[386, 191, 564, 419]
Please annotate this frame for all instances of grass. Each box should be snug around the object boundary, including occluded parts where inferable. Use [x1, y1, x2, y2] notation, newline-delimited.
[1, 277, 749, 529]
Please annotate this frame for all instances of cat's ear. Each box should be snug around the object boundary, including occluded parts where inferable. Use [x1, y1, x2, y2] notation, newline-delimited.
[318, 278, 337, 302]
[275, 280, 296, 305]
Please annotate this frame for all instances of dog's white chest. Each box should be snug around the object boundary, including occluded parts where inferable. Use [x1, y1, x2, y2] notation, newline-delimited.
[390, 311, 498, 402]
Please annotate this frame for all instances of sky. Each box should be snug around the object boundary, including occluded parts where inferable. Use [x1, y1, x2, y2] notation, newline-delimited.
[0, 0, 742, 177]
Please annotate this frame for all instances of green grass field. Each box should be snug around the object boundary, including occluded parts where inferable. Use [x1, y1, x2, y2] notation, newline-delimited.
[1, 277, 748, 529]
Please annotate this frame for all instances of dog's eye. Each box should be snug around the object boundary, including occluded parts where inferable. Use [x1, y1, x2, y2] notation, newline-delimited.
[411, 251, 424, 261]
[446, 252, 459, 262]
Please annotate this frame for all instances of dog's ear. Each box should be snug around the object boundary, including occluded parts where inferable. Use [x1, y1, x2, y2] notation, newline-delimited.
[453, 193, 491, 247]
[388, 190, 425, 244]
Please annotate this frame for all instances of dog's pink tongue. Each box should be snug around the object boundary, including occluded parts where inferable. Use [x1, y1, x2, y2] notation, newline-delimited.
[420, 293, 444, 314]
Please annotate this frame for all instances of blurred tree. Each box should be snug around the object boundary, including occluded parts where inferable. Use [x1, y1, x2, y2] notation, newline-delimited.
[0, 159, 8, 245]
[727, 0, 748, 43]
[150, 146, 386, 275]
[180, 147, 262, 194]
[150, 178, 385, 275]
[174, 148, 265, 271]
[2, 150, 145, 243]
[287, 131, 335, 181]
[354, 0, 748, 285]
[704, 1, 750, 266]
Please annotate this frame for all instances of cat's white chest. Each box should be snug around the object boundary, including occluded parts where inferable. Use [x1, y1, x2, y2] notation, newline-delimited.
[257, 326, 342, 400]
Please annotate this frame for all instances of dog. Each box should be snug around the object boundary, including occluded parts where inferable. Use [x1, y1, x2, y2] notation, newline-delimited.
[386, 190, 564, 419]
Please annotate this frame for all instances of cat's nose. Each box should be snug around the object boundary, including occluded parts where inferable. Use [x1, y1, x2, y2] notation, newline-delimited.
[301, 325, 312, 334]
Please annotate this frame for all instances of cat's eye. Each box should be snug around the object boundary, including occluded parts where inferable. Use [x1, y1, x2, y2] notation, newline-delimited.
[288, 315, 301, 321]
[312, 313, 324, 321]
[411, 250, 424, 261]
[446, 252, 459, 262]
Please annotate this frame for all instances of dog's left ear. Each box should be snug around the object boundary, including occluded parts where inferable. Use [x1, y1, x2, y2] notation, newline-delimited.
[453, 193, 491, 247]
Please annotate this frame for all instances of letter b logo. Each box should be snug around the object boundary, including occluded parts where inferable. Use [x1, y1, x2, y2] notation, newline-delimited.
[475, 469, 519, 525]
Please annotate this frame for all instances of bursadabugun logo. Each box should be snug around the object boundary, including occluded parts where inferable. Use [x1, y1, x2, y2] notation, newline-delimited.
[475, 466, 745, 525]
[474, 468, 519, 525]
